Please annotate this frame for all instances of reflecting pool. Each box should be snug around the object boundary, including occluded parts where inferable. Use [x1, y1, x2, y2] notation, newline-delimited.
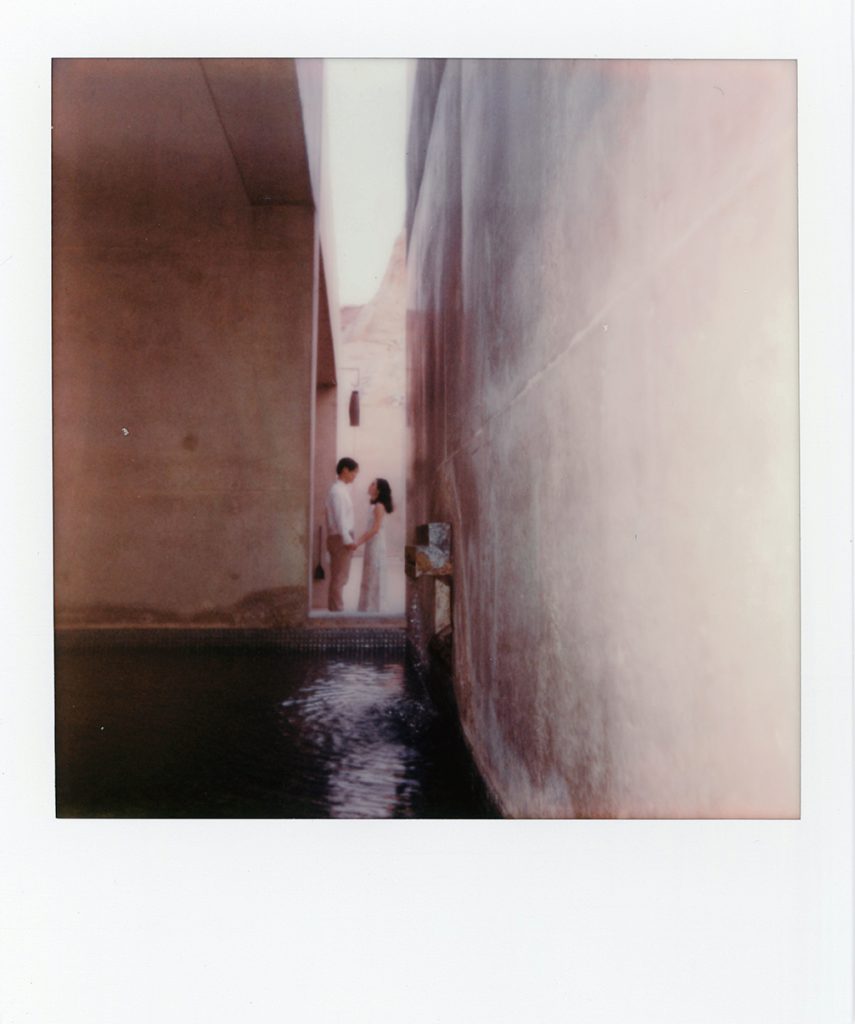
[55, 645, 497, 818]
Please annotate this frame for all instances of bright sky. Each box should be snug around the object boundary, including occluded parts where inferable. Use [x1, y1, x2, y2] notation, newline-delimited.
[325, 58, 408, 308]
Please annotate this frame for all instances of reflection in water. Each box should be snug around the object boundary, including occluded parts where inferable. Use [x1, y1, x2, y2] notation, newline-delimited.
[278, 662, 416, 817]
[55, 646, 495, 819]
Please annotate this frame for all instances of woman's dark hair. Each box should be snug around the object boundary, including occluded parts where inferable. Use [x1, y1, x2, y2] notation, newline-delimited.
[372, 478, 394, 514]
[336, 456, 359, 475]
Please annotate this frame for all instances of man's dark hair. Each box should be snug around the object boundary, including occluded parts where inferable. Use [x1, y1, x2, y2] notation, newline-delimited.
[336, 457, 359, 475]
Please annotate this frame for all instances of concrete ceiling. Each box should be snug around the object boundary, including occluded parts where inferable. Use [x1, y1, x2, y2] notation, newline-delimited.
[200, 58, 313, 206]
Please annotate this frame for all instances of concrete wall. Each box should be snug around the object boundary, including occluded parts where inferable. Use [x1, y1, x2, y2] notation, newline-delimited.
[406, 59, 799, 817]
[310, 256, 339, 610]
[53, 59, 320, 626]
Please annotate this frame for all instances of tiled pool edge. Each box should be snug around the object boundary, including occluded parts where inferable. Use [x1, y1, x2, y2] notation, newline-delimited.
[55, 627, 407, 652]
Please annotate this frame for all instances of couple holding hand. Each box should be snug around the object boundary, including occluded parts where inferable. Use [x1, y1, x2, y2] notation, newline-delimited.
[324, 457, 394, 613]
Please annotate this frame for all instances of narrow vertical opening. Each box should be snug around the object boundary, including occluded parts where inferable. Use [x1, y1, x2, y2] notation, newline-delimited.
[309, 59, 409, 620]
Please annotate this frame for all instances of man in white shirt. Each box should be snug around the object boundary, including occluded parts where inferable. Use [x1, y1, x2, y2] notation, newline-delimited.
[324, 456, 359, 611]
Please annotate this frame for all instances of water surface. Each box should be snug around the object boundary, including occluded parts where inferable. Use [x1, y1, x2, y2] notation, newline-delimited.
[55, 645, 496, 818]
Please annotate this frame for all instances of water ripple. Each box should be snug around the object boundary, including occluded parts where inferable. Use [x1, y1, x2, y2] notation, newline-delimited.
[55, 647, 496, 818]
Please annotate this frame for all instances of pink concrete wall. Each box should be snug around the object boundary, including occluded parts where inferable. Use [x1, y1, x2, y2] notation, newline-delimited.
[53, 60, 317, 626]
[406, 59, 799, 817]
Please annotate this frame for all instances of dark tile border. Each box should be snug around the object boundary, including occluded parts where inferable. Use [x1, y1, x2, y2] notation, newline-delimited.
[55, 627, 407, 652]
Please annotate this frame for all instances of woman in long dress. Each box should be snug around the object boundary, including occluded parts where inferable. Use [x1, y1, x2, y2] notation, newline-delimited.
[355, 478, 394, 612]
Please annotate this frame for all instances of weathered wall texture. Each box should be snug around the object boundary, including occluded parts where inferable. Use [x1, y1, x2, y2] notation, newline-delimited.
[406, 59, 799, 817]
[53, 59, 320, 626]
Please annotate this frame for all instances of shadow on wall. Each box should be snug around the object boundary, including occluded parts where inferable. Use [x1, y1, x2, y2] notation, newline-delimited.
[53, 58, 324, 629]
